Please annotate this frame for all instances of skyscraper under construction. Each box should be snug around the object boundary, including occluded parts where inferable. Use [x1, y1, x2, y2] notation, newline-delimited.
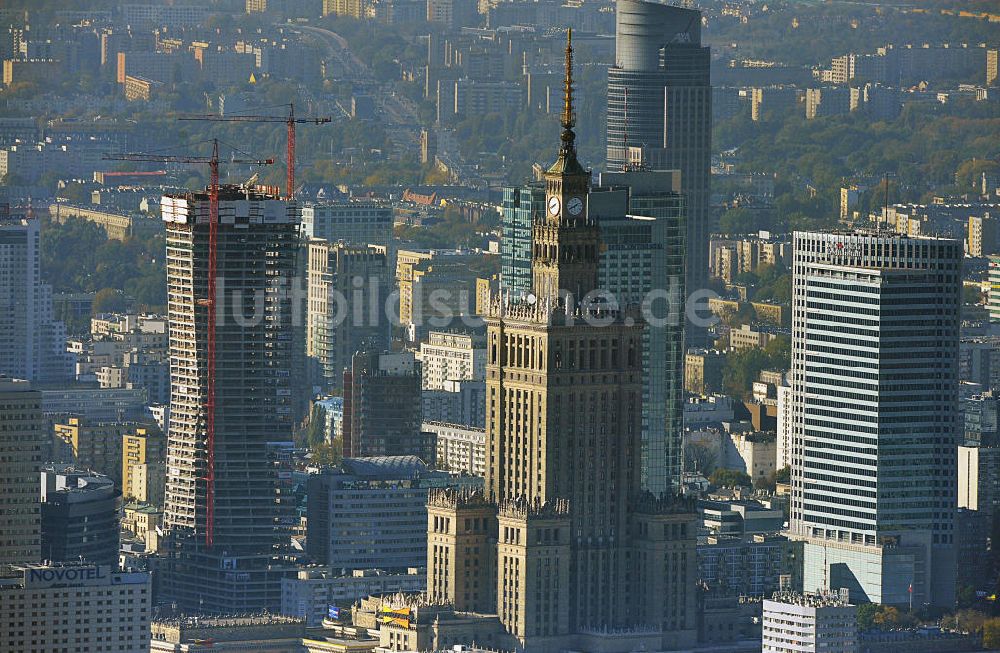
[161, 185, 298, 613]
[426, 33, 697, 653]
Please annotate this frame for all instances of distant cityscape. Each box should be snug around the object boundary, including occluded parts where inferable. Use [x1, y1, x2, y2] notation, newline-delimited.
[0, 1, 998, 653]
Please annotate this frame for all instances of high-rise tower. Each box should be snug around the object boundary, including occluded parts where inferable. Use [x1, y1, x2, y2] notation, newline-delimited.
[0, 210, 71, 383]
[606, 0, 711, 312]
[0, 376, 44, 570]
[790, 231, 961, 608]
[160, 185, 298, 613]
[426, 32, 697, 653]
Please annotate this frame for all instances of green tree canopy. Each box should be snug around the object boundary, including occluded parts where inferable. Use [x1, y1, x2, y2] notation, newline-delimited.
[709, 468, 752, 488]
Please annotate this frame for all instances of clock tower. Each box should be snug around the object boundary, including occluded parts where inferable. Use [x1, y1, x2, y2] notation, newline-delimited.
[533, 29, 600, 305]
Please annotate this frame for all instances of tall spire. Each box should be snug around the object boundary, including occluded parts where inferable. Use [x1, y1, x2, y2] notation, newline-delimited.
[561, 28, 575, 141]
[547, 28, 584, 175]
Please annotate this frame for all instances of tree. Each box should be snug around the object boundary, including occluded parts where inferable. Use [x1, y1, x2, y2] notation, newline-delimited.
[873, 605, 902, 627]
[310, 440, 342, 467]
[91, 288, 128, 315]
[684, 441, 718, 475]
[984, 618, 1000, 648]
[297, 404, 327, 449]
[709, 468, 752, 488]
[857, 603, 878, 631]
[775, 465, 790, 484]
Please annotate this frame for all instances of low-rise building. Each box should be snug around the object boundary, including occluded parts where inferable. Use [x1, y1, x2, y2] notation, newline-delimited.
[306, 456, 478, 571]
[698, 534, 802, 598]
[281, 567, 425, 627]
[729, 324, 780, 351]
[762, 590, 857, 653]
[685, 349, 727, 395]
[150, 614, 305, 653]
[421, 379, 486, 428]
[423, 421, 486, 476]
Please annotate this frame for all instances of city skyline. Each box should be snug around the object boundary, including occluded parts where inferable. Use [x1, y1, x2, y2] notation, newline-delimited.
[0, 0, 997, 651]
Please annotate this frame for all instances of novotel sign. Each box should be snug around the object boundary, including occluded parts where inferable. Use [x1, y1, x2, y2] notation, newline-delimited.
[24, 565, 112, 588]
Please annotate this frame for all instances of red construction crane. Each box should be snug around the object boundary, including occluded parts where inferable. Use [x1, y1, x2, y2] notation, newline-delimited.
[180, 103, 331, 200]
[105, 140, 274, 549]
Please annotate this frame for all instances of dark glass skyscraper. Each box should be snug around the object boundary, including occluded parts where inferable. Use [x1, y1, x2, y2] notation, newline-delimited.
[500, 182, 545, 298]
[607, 0, 711, 301]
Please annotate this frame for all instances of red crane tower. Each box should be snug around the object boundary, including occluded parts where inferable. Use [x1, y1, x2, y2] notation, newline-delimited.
[180, 103, 331, 200]
[105, 140, 274, 548]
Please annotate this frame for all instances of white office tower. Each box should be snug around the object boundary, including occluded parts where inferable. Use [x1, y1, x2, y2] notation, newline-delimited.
[789, 232, 961, 608]
[0, 212, 71, 383]
[762, 590, 857, 653]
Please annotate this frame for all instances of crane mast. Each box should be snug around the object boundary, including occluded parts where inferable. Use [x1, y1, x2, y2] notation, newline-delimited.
[104, 141, 273, 548]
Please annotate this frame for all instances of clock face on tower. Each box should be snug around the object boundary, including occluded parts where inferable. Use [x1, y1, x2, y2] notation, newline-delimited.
[567, 196, 584, 216]
[547, 196, 561, 216]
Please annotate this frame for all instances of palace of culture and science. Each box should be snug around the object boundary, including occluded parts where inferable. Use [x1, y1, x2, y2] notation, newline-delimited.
[425, 32, 699, 653]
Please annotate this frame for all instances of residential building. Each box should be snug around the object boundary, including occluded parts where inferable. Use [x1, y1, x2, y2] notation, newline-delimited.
[729, 323, 779, 351]
[342, 351, 425, 459]
[52, 417, 141, 486]
[606, 0, 712, 311]
[160, 185, 298, 613]
[322, 0, 364, 18]
[281, 567, 425, 627]
[958, 445, 1000, 527]
[0, 212, 71, 383]
[698, 534, 802, 598]
[969, 214, 997, 257]
[986, 48, 997, 87]
[50, 204, 161, 241]
[790, 232, 962, 608]
[685, 349, 726, 395]
[684, 394, 736, 426]
[805, 87, 851, 119]
[0, 376, 44, 568]
[0, 563, 151, 653]
[729, 431, 777, 482]
[300, 201, 392, 247]
[710, 231, 791, 281]
[39, 465, 118, 567]
[989, 255, 1000, 322]
[306, 456, 469, 570]
[423, 421, 486, 476]
[122, 426, 165, 505]
[762, 590, 857, 653]
[41, 387, 147, 422]
[426, 40, 699, 650]
[421, 378, 486, 427]
[306, 241, 390, 391]
[120, 3, 209, 27]
[0, 138, 109, 185]
[750, 86, 799, 121]
[418, 330, 485, 391]
[315, 396, 345, 445]
[395, 249, 484, 341]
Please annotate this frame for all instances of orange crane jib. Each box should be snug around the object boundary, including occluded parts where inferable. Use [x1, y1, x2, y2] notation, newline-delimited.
[179, 103, 331, 200]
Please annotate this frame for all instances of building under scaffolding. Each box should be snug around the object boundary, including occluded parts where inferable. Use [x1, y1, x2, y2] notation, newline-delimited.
[160, 184, 299, 613]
